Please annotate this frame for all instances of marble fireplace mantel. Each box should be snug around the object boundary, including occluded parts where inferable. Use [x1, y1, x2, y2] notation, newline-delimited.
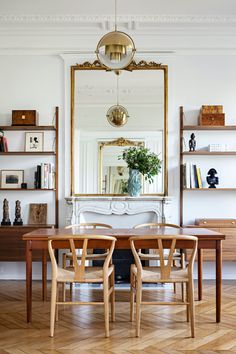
[65, 196, 173, 227]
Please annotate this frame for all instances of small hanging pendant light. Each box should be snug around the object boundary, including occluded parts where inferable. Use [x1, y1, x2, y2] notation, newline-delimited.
[106, 72, 129, 127]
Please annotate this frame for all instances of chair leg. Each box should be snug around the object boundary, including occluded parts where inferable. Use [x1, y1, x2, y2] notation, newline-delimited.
[110, 270, 115, 322]
[188, 279, 195, 338]
[186, 282, 189, 322]
[130, 271, 135, 322]
[55, 284, 59, 322]
[181, 253, 186, 302]
[173, 282, 176, 293]
[135, 279, 142, 337]
[62, 254, 66, 301]
[103, 279, 110, 338]
[50, 280, 57, 337]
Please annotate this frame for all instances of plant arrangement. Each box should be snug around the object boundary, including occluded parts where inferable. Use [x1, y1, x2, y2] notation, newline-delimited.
[119, 146, 161, 183]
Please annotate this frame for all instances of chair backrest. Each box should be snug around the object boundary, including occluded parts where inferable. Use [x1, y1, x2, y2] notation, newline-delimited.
[134, 223, 180, 229]
[129, 235, 197, 280]
[48, 235, 116, 281]
[65, 223, 112, 229]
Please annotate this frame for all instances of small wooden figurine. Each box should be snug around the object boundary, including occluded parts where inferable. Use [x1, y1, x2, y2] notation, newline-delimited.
[13, 200, 23, 226]
[189, 133, 196, 152]
[1, 198, 11, 226]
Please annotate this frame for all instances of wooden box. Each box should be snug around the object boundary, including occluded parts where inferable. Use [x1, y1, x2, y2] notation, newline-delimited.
[12, 110, 38, 126]
[201, 105, 223, 114]
[199, 113, 225, 126]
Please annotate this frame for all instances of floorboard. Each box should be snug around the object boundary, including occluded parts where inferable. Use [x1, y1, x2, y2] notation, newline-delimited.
[0, 280, 235, 353]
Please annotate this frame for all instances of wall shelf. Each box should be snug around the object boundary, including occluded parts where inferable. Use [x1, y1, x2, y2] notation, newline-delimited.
[0, 107, 59, 263]
[180, 105, 236, 231]
[0, 125, 56, 131]
[0, 188, 56, 191]
[182, 151, 236, 156]
[183, 125, 236, 131]
[0, 151, 56, 155]
[183, 188, 236, 191]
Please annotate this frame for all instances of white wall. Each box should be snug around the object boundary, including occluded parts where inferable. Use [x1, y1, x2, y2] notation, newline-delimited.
[1, 53, 236, 279]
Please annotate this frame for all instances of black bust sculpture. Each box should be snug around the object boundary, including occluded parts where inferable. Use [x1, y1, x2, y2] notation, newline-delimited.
[1, 198, 11, 225]
[13, 200, 23, 226]
[189, 133, 196, 152]
[206, 168, 219, 188]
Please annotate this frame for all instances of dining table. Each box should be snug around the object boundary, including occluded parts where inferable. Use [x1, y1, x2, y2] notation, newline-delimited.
[22, 226, 225, 323]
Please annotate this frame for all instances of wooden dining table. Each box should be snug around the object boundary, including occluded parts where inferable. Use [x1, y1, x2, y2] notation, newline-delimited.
[22, 227, 225, 323]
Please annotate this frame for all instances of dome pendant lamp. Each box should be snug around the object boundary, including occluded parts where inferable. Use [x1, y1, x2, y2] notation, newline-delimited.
[96, 0, 136, 70]
[106, 72, 129, 127]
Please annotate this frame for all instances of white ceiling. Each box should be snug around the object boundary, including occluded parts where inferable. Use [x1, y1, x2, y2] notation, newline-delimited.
[1, 0, 236, 16]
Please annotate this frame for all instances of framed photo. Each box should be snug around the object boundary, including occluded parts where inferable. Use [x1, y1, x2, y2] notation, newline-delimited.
[25, 132, 44, 152]
[1, 170, 24, 188]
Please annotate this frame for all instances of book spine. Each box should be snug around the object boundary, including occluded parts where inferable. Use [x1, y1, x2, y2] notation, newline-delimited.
[186, 162, 191, 189]
[44, 163, 49, 189]
[196, 167, 203, 188]
[41, 163, 44, 189]
[182, 163, 187, 189]
[48, 163, 54, 189]
[2, 137, 8, 152]
[193, 165, 199, 188]
[0, 137, 4, 152]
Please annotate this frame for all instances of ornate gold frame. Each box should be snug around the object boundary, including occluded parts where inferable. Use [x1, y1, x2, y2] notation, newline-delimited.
[98, 138, 144, 194]
[71, 60, 168, 196]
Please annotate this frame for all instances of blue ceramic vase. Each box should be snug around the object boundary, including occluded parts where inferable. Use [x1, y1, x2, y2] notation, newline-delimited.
[127, 169, 142, 197]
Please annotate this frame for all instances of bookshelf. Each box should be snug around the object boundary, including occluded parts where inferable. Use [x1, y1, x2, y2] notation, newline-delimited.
[179, 106, 236, 225]
[0, 106, 59, 262]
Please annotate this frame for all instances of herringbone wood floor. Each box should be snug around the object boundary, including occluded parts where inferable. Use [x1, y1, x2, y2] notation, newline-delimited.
[0, 280, 236, 353]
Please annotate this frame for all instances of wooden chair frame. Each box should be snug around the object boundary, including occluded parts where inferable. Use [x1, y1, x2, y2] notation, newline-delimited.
[63, 223, 113, 298]
[134, 223, 185, 297]
[129, 235, 197, 338]
[48, 234, 116, 338]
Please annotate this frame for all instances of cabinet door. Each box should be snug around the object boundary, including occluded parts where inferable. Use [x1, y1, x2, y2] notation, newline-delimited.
[219, 228, 236, 261]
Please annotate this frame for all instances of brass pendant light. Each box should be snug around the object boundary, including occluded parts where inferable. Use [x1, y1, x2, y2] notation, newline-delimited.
[106, 72, 129, 127]
[96, 0, 136, 70]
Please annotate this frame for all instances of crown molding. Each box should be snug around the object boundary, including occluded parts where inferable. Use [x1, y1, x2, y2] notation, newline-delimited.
[0, 14, 236, 27]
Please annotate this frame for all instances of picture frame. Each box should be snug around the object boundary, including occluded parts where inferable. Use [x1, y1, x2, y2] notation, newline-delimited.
[1, 170, 24, 189]
[28, 203, 47, 225]
[25, 132, 44, 152]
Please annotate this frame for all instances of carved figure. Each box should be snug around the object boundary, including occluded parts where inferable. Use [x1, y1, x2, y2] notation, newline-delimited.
[1, 198, 11, 225]
[206, 168, 219, 188]
[13, 200, 23, 226]
[189, 133, 196, 152]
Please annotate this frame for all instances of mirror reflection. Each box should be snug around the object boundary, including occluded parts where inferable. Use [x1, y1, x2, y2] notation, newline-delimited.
[71, 61, 168, 195]
[99, 138, 144, 194]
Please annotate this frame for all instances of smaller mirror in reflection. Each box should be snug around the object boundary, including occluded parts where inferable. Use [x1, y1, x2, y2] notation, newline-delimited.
[99, 138, 144, 194]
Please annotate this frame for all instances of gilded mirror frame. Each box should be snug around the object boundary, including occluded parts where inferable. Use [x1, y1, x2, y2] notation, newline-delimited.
[71, 60, 168, 196]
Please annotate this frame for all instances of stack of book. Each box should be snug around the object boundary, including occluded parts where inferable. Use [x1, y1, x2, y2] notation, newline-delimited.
[0, 134, 8, 152]
[34, 163, 55, 189]
[182, 163, 203, 189]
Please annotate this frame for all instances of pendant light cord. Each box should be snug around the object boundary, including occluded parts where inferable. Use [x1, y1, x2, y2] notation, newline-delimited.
[115, 0, 117, 31]
[116, 74, 119, 106]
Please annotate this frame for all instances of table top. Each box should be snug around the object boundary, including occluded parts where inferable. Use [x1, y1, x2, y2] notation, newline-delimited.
[22, 227, 225, 241]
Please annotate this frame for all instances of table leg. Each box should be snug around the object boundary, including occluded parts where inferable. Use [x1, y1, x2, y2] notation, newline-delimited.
[42, 249, 47, 301]
[197, 249, 203, 301]
[216, 240, 222, 323]
[26, 240, 32, 323]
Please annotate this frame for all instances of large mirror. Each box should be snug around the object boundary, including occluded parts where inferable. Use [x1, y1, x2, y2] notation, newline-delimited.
[71, 60, 168, 196]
